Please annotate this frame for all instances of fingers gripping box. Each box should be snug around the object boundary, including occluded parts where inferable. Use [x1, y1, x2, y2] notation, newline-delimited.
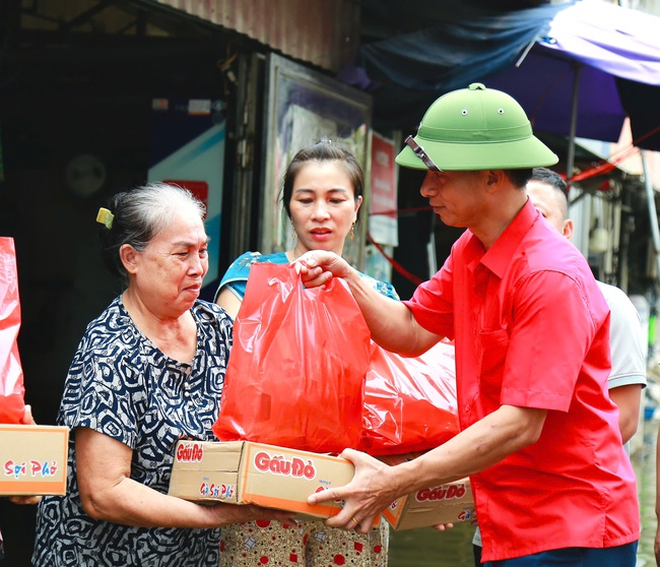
[168, 440, 356, 519]
[380, 453, 476, 531]
[0, 424, 69, 495]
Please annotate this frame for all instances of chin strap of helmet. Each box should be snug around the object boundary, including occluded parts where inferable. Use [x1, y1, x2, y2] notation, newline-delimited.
[404, 135, 442, 172]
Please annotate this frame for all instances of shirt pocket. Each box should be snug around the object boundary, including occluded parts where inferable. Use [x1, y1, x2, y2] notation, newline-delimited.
[477, 328, 509, 404]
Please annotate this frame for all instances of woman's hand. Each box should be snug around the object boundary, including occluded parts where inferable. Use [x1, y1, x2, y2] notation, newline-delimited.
[20, 404, 36, 425]
[9, 495, 42, 505]
[204, 503, 296, 528]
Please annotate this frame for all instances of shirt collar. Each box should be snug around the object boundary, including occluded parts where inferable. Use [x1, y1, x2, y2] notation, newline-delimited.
[467, 198, 538, 278]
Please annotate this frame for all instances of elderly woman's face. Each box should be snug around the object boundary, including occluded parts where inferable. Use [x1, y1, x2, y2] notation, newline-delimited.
[131, 209, 209, 314]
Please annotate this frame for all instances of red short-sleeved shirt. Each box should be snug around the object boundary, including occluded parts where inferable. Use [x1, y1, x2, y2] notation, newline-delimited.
[404, 200, 639, 562]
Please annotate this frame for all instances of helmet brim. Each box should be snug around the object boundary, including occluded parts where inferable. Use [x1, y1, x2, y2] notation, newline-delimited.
[395, 134, 559, 171]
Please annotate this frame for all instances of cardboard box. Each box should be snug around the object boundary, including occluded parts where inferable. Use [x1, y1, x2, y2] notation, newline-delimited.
[168, 440, 356, 520]
[0, 424, 69, 496]
[380, 453, 476, 531]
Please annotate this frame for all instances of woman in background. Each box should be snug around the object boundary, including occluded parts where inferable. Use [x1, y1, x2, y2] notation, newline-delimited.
[215, 140, 396, 567]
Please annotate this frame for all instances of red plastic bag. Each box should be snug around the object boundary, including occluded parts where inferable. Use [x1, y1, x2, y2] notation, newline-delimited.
[359, 339, 459, 455]
[0, 237, 26, 424]
[213, 262, 372, 453]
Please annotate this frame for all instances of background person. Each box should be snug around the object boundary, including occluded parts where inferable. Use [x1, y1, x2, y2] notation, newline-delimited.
[32, 183, 291, 567]
[298, 83, 640, 566]
[215, 140, 396, 567]
[472, 166, 647, 564]
[527, 167, 646, 446]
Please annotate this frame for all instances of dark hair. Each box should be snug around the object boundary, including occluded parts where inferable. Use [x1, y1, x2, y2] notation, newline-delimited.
[98, 182, 206, 283]
[281, 139, 364, 220]
[504, 168, 534, 189]
[530, 167, 568, 199]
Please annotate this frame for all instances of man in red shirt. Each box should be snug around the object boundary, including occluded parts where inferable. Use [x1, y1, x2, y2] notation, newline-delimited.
[297, 83, 640, 566]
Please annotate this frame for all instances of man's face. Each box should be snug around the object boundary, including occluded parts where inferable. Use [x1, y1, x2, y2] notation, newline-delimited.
[419, 170, 489, 228]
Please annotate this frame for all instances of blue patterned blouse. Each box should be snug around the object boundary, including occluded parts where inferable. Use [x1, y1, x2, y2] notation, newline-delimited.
[216, 251, 399, 303]
[32, 297, 232, 566]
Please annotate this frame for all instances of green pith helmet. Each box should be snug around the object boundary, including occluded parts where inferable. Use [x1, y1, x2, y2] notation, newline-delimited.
[395, 83, 559, 171]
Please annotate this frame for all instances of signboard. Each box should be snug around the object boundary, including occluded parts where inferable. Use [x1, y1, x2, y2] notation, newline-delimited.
[369, 133, 398, 247]
[148, 98, 226, 286]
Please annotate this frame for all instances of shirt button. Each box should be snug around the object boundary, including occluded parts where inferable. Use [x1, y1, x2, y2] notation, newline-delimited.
[183, 391, 190, 398]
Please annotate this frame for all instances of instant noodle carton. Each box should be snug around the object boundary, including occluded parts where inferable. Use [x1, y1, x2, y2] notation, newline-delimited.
[0, 424, 69, 495]
[168, 440, 357, 520]
[380, 452, 476, 531]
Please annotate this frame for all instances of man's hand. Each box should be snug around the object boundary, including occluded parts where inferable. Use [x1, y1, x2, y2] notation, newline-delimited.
[293, 251, 352, 288]
[306, 448, 399, 534]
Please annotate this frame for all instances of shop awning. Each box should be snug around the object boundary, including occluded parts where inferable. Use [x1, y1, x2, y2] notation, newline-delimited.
[348, 0, 660, 151]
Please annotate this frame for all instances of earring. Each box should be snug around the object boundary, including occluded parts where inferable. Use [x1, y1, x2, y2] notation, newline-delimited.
[349, 223, 355, 241]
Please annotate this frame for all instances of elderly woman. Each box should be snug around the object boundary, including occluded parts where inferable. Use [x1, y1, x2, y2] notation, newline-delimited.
[32, 183, 291, 566]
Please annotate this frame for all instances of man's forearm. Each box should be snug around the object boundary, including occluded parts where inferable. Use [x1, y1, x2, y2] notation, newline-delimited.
[392, 404, 548, 496]
[344, 269, 440, 355]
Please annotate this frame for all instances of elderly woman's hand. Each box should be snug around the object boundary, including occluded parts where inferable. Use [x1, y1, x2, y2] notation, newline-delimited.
[205, 503, 297, 528]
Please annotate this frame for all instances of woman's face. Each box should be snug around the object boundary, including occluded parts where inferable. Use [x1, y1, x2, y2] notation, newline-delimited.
[128, 209, 209, 316]
[288, 161, 362, 256]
